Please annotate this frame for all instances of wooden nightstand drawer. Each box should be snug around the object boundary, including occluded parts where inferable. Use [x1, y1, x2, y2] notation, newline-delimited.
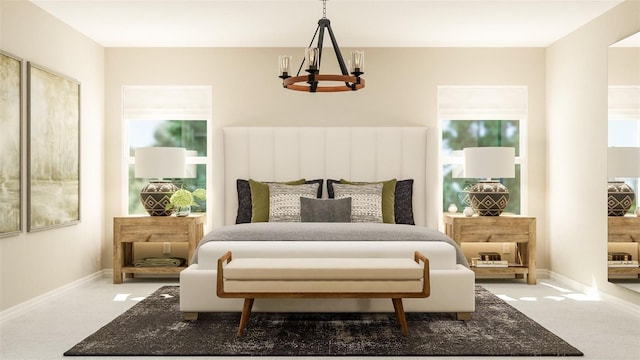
[608, 217, 640, 242]
[118, 224, 191, 243]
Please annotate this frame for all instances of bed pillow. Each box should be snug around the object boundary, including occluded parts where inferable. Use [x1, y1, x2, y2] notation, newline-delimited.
[235, 179, 254, 224]
[394, 179, 415, 225]
[236, 179, 323, 224]
[268, 183, 320, 222]
[327, 178, 415, 225]
[305, 179, 324, 198]
[249, 179, 305, 222]
[300, 197, 352, 223]
[339, 178, 397, 224]
[333, 183, 383, 223]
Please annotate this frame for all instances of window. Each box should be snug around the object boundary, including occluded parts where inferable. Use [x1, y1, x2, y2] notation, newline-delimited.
[122, 86, 212, 215]
[441, 120, 522, 213]
[438, 86, 527, 215]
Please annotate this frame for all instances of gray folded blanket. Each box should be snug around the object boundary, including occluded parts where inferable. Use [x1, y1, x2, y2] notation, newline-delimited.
[133, 257, 186, 267]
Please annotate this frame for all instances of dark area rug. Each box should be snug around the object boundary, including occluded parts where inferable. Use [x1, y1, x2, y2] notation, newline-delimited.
[64, 285, 583, 357]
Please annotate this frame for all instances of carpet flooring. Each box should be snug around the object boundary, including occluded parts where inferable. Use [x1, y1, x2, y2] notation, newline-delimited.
[64, 286, 583, 357]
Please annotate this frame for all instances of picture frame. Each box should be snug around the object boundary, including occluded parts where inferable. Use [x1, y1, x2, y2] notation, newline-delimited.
[27, 62, 81, 232]
[0, 51, 23, 237]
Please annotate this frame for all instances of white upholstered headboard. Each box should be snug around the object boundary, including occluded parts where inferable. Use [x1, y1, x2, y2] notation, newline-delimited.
[212, 127, 429, 228]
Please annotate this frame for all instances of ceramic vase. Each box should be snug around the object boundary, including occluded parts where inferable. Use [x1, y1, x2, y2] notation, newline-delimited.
[463, 206, 474, 217]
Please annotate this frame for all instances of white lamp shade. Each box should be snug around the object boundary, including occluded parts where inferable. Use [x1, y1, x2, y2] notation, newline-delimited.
[135, 147, 186, 179]
[463, 147, 515, 179]
[608, 147, 640, 178]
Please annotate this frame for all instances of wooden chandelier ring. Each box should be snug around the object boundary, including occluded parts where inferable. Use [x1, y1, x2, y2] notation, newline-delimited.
[283, 74, 365, 92]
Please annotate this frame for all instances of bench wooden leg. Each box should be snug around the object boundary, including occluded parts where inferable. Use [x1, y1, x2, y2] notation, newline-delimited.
[391, 298, 409, 336]
[183, 312, 198, 321]
[237, 298, 255, 336]
[456, 312, 472, 320]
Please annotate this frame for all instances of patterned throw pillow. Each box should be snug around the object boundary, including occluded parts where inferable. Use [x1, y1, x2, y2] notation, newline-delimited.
[236, 179, 323, 224]
[268, 183, 320, 222]
[250, 179, 306, 222]
[332, 183, 383, 223]
[327, 178, 415, 225]
[340, 178, 397, 224]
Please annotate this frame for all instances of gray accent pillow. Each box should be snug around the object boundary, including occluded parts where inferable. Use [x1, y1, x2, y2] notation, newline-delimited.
[268, 183, 319, 222]
[300, 198, 352, 223]
[333, 183, 383, 223]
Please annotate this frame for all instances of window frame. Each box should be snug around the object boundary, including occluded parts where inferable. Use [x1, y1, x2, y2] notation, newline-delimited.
[121, 85, 212, 216]
[437, 86, 529, 226]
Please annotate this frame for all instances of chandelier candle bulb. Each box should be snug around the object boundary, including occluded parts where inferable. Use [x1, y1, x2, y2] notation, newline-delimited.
[306, 47, 319, 70]
[351, 50, 364, 73]
[278, 55, 292, 78]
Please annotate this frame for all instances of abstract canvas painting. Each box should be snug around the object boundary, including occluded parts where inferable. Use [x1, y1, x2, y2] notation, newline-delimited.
[0, 51, 22, 237]
[27, 63, 80, 232]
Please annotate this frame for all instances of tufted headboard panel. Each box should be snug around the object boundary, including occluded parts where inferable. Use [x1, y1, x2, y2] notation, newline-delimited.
[211, 127, 429, 228]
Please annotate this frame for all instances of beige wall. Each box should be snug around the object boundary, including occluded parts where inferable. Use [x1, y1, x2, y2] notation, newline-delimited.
[104, 47, 548, 271]
[609, 47, 640, 85]
[546, 0, 640, 305]
[0, 1, 105, 311]
[4, 0, 637, 313]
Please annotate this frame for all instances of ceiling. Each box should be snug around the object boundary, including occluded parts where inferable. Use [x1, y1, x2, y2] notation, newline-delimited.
[31, 0, 626, 48]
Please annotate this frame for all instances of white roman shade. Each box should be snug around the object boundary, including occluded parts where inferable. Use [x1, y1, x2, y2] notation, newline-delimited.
[608, 86, 640, 120]
[122, 85, 212, 120]
[438, 86, 527, 119]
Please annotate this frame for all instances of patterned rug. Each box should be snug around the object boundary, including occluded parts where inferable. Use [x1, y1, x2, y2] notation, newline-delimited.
[64, 286, 583, 357]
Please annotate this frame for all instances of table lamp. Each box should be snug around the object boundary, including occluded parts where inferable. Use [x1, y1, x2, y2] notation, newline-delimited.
[135, 147, 186, 216]
[607, 147, 640, 216]
[463, 147, 515, 216]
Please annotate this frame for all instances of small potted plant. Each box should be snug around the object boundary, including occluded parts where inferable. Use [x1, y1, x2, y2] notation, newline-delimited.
[166, 188, 206, 216]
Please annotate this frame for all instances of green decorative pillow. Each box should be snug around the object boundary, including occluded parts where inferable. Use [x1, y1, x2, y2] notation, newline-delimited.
[340, 178, 397, 224]
[249, 178, 305, 222]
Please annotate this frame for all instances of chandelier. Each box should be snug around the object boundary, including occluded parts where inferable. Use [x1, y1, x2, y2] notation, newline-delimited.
[278, 0, 365, 93]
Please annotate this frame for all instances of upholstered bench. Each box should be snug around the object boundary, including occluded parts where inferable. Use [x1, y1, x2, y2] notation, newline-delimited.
[216, 251, 430, 336]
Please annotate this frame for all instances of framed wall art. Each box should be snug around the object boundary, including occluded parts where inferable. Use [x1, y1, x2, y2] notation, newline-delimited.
[27, 62, 80, 232]
[0, 51, 23, 237]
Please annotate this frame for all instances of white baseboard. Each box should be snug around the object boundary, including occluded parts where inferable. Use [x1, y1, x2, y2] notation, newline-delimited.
[546, 269, 640, 316]
[0, 270, 106, 323]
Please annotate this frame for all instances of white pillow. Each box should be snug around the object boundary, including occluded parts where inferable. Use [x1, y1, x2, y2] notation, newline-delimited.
[332, 183, 383, 223]
[268, 183, 319, 222]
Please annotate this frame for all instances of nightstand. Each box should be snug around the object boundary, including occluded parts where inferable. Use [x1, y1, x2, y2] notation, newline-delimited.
[113, 214, 205, 284]
[444, 214, 536, 284]
[607, 216, 640, 278]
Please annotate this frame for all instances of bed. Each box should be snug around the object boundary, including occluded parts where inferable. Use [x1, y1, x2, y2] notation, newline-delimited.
[179, 127, 475, 318]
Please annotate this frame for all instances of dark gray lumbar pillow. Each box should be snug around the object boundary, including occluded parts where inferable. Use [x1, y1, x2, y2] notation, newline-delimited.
[300, 197, 352, 223]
